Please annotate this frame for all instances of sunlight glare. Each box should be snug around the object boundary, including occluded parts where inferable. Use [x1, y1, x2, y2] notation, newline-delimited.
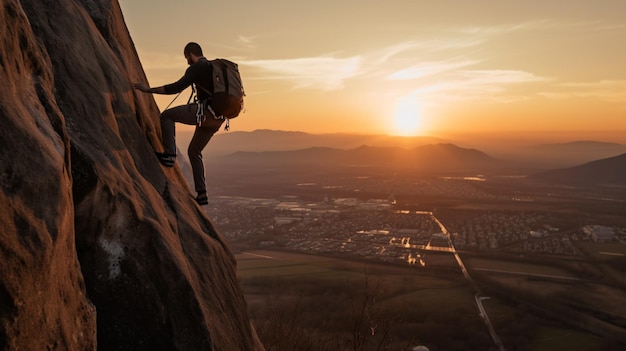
[393, 95, 422, 136]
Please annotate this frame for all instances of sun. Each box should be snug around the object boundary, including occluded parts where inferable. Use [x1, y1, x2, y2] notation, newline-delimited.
[393, 95, 422, 136]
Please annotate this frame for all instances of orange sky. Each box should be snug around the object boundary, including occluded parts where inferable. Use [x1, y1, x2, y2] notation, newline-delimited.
[119, 0, 626, 141]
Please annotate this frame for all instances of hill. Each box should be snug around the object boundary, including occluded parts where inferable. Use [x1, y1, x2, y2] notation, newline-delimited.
[530, 153, 626, 186]
[194, 131, 625, 172]
[213, 143, 501, 174]
[193, 129, 449, 157]
[517, 141, 626, 169]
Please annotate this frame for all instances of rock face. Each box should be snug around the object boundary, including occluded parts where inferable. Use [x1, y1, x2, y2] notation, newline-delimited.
[0, 0, 262, 350]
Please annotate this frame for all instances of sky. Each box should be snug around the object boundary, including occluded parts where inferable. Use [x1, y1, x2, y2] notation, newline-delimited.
[119, 0, 626, 141]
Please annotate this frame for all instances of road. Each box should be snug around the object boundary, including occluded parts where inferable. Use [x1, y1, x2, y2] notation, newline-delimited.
[430, 213, 506, 351]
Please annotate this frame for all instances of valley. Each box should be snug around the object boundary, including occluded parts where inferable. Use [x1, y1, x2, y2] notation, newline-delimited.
[199, 146, 626, 350]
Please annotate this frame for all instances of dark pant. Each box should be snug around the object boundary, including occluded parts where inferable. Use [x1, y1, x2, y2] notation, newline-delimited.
[160, 103, 223, 193]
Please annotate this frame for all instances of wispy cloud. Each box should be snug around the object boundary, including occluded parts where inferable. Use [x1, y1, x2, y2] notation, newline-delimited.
[387, 60, 479, 80]
[538, 19, 626, 33]
[410, 73, 626, 107]
[409, 69, 547, 105]
[539, 80, 626, 103]
[237, 35, 257, 49]
[241, 56, 362, 90]
[458, 70, 546, 85]
[374, 38, 484, 65]
[258, 38, 486, 90]
[456, 19, 626, 38]
[236, 17, 621, 102]
[234, 21, 535, 93]
[455, 21, 547, 36]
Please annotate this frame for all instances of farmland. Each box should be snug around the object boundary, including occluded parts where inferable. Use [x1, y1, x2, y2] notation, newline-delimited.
[235, 250, 619, 351]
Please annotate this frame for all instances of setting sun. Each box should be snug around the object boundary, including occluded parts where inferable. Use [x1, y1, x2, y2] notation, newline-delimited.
[393, 95, 423, 136]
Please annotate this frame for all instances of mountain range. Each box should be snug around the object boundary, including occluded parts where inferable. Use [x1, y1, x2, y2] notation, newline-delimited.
[193, 129, 448, 157]
[194, 130, 625, 168]
[211, 143, 501, 174]
[193, 130, 625, 173]
[519, 140, 626, 169]
[530, 153, 626, 186]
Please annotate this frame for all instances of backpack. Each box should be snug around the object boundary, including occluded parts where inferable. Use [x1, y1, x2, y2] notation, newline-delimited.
[197, 58, 245, 122]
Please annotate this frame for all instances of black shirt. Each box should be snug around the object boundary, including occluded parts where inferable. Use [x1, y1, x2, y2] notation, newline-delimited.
[162, 57, 212, 100]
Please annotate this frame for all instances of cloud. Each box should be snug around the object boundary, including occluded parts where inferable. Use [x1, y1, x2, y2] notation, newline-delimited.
[456, 21, 547, 36]
[410, 69, 547, 105]
[458, 70, 546, 85]
[234, 21, 534, 92]
[374, 38, 484, 65]
[539, 80, 626, 103]
[241, 56, 362, 90]
[455, 19, 626, 40]
[539, 19, 626, 33]
[237, 35, 257, 49]
[387, 60, 479, 80]
[412, 73, 626, 107]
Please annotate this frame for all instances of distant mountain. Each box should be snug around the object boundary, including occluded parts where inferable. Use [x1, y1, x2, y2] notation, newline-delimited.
[213, 143, 501, 174]
[532, 140, 625, 151]
[194, 131, 625, 171]
[191, 129, 449, 157]
[530, 140, 626, 156]
[530, 153, 626, 186]
[523, 141, 626, 168]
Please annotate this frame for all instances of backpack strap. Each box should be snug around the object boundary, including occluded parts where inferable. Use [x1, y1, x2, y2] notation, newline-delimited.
[188, 84, 197, 104]
[195, 100, 206, 126]
[193, 83, 230, 131]
[207, 59, 215, 93]
[194, 83, 212, 98]
[217, 59, 229, 94]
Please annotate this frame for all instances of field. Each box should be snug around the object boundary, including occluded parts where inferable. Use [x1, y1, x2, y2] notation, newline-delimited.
[578, 242, 626, 259]
[235, 250, 619, 351]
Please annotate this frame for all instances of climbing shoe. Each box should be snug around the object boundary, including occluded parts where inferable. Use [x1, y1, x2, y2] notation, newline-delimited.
[195, 192, 208, 205]
[156, 152, 176, 167]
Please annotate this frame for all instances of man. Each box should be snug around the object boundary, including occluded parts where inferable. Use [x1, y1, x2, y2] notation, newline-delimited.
[134, 42, 221, 205]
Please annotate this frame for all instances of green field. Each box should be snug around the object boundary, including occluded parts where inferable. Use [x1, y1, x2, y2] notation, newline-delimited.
[237, 250, 491, 351]
[464, 257, 578, 279]
[528, 327, 602, 351]
[235, 250, 620, 351]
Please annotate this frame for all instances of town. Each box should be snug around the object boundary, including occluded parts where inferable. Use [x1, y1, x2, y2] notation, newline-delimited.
[205, 181, 625, 263]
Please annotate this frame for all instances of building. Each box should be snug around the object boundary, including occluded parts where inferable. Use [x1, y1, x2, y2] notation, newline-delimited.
[582, 225, 614, 243]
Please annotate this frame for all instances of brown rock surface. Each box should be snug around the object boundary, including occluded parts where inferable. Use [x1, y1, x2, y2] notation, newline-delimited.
[0, 0, 263, 350]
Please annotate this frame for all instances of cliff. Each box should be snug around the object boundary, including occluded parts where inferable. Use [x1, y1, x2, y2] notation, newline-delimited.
[0, 0, 262, 350]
